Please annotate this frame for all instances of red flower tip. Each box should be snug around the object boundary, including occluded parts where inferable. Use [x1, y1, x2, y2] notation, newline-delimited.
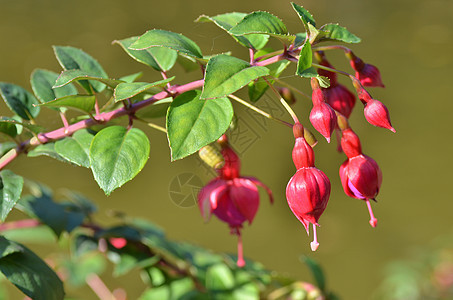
[109, 237, 127, 249]
[323, 84, 356, 118]
[364, 99, 395, 132]
[348, 53, 385, 88]
[340, 128, 362, 158]
[309, 102, 337, 142]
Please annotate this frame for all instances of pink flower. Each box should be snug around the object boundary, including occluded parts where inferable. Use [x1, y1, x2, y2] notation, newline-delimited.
[286, 123, 331, 251]
[198, 135, 273, 267]
[339, 128, 382, 227]
[347, 51, 385, 88]
[310, 80, 337, 143]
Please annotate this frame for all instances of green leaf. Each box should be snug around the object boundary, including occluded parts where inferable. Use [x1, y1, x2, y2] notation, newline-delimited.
[27, 143, 72, 164]
[291, 3, 316, 31]
[196, 13, 269, 50]
[89, 126, 150, 195]
[135, 97, 172, 120]
[0, 142, 16, 157]
[55, 129, 95, 168]
[176, 55, 199, 72]
[38, 94, 96, 114]
[201, 54, 269, 99]
[0, 236, 64, 300]
[139, 278, 195, 300]
[296, 67, 330, 88]
[119, 72, 143, 83]
[114, 77, 174, 102]
[206, 263, 235, 290]
[53, 46, 108, 93]
[0, 117, 43, 135]
[61, 253, 105, 287]
[0, 170, 23, 221]
[30, 69, 78, 106]
[114, 37, 178, 71]
[248, 48, 291, 102]
[0, 117, 18, 138]
[301, 255, 326, 291]
[167, 90, 233, 161]
[54, 69, 122, 92]
[130, 29, 203, 59]
[294, 32, 308, 47]
[229, 11, 294, 45]
[0, 83, 40, 120]
[296, 41, 313, 76]
[317, 23, 361, 44]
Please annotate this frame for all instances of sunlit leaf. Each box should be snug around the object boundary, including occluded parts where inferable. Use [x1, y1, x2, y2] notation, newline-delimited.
[317, 23, 361, 44]
[114, 77, 174, 102]
[55, 129, 95, 168]
[54, 69, 122, 91]
[0, 170, 23, 221]
[291, 3, 316, 31]
[0, 83, 40, 120]
[135, 97, 172, 120]
[296, 41, 313, 76]
[27, 143, 72, 164]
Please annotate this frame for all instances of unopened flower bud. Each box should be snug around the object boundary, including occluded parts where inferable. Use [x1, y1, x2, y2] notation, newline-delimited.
[364, 99, 395, 133]
[346, 51, 385, 88]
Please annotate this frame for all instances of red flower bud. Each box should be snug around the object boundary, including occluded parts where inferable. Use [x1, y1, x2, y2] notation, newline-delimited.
[340, 128, 362, 158]
[198, 138, 273, 266]
[364, 99, 395, 133]
[309, 101, 337, 143]
[348, 52, 385, 88]
[323, 84, 356, 118]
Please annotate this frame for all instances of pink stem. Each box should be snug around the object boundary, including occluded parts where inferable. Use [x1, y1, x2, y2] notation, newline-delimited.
[59, 112, 69, 134]
[366, 199, 378, 227]
[310, 224, 319, 251]
[0, 219, 41, 231]
[86, 274, 115, 300]
[237, 233, 245, 267]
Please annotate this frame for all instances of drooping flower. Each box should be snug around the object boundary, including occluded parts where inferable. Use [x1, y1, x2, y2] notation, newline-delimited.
[198, 135, 273, 267]
[356, 87, 395, 132]
[316, 51, 356, 118]
[286, 123, 331, 251]
[338, 126, 382, 227]
[346, 51, 385, 88]
[310, 79, 337, 143]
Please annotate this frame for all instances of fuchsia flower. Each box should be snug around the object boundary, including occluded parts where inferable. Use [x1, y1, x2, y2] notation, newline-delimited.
[317, 52, 356, 118]
[286, 123, 331, 251]
[346, 51, 385, 88]
[310, 79, 337, 143]
[357, 88, 396, 133]
[339, 127, 382, 227]
[198, 135, 273, 267]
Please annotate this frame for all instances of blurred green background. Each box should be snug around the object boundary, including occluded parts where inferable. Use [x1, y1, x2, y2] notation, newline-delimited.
[1, 0, 452, 299]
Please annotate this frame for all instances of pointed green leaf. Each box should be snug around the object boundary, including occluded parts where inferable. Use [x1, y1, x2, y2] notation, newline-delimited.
[30, 69, 77, 105]
[89, 126, 150, 195]
[55, 129, 95, 168]
[0, 117, 44, 135]
[201, 55, 269, 99]
[119, 72, 143, 83]
[317, 23, 361, 43]
[53, 46, 108, 93]
[130, 29, 203, 59]
[114, 77, 174, 102]
[27, 143, 72, 164]
[0, 236, 64, 300]
[167, 90, 233, 161]
[0, 83, 40, 120]
[248, 48, 290, 102]
[291, 3, 316, 31]
[135, 97, 172, 119]
[54, 69, 122, 91]
[0, 170, 23, 221]
[196, 13, 269, 50]
[114, 37, 178, 71]
[38, 94, 96, 114]
[0, 117, 18, 138]
[229, 11, 295, 45]
[296, 41, 313, 76]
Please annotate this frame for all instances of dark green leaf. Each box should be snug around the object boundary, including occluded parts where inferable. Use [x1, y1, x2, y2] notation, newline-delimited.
[27, 143, 72, 164]
[135, 97, 172, 119]
[54, 69, 122, 91]
[39, 94, 96, 114]
[196, 13, 269, 50]
[301, 255, 326, 291]
[89, 126, 150, 195]
[55, 129, 95, 167]
[291, 3, 316, 31]
[0, 117, 18, 138]
[114, 77, 174, 102]
[0, 170, 23, 221]
[53, 46, 108, 92]
[114, 37, 178, 71]
[294, 32, 308, 47]
[119, 72, 143, 83]
[73, 235, 98, 257]
[0, 117, 43, 135]
[206, 263, 235, 290]
[0, 236, 64, 300]
[167, 90, 233, 161]
[130, 29, 203, 59]
[317, 23, 361, 44]
[201, 54, 269, 99]
[296, 41, 313, 76]
[0, 142, 16, 157]
[62, 190, 97, 217]
[0, 83, 40, 120]
[229, 11, 294, 45]
[30, 69, 77, 106]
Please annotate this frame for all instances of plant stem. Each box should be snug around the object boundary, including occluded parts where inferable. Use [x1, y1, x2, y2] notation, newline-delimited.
[263, 77, 299, 124]
[86, 274, 116, 300]
[273, 77, 311, 100]
[228, 94, 292, 128]
[312, 45, 351, 53]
